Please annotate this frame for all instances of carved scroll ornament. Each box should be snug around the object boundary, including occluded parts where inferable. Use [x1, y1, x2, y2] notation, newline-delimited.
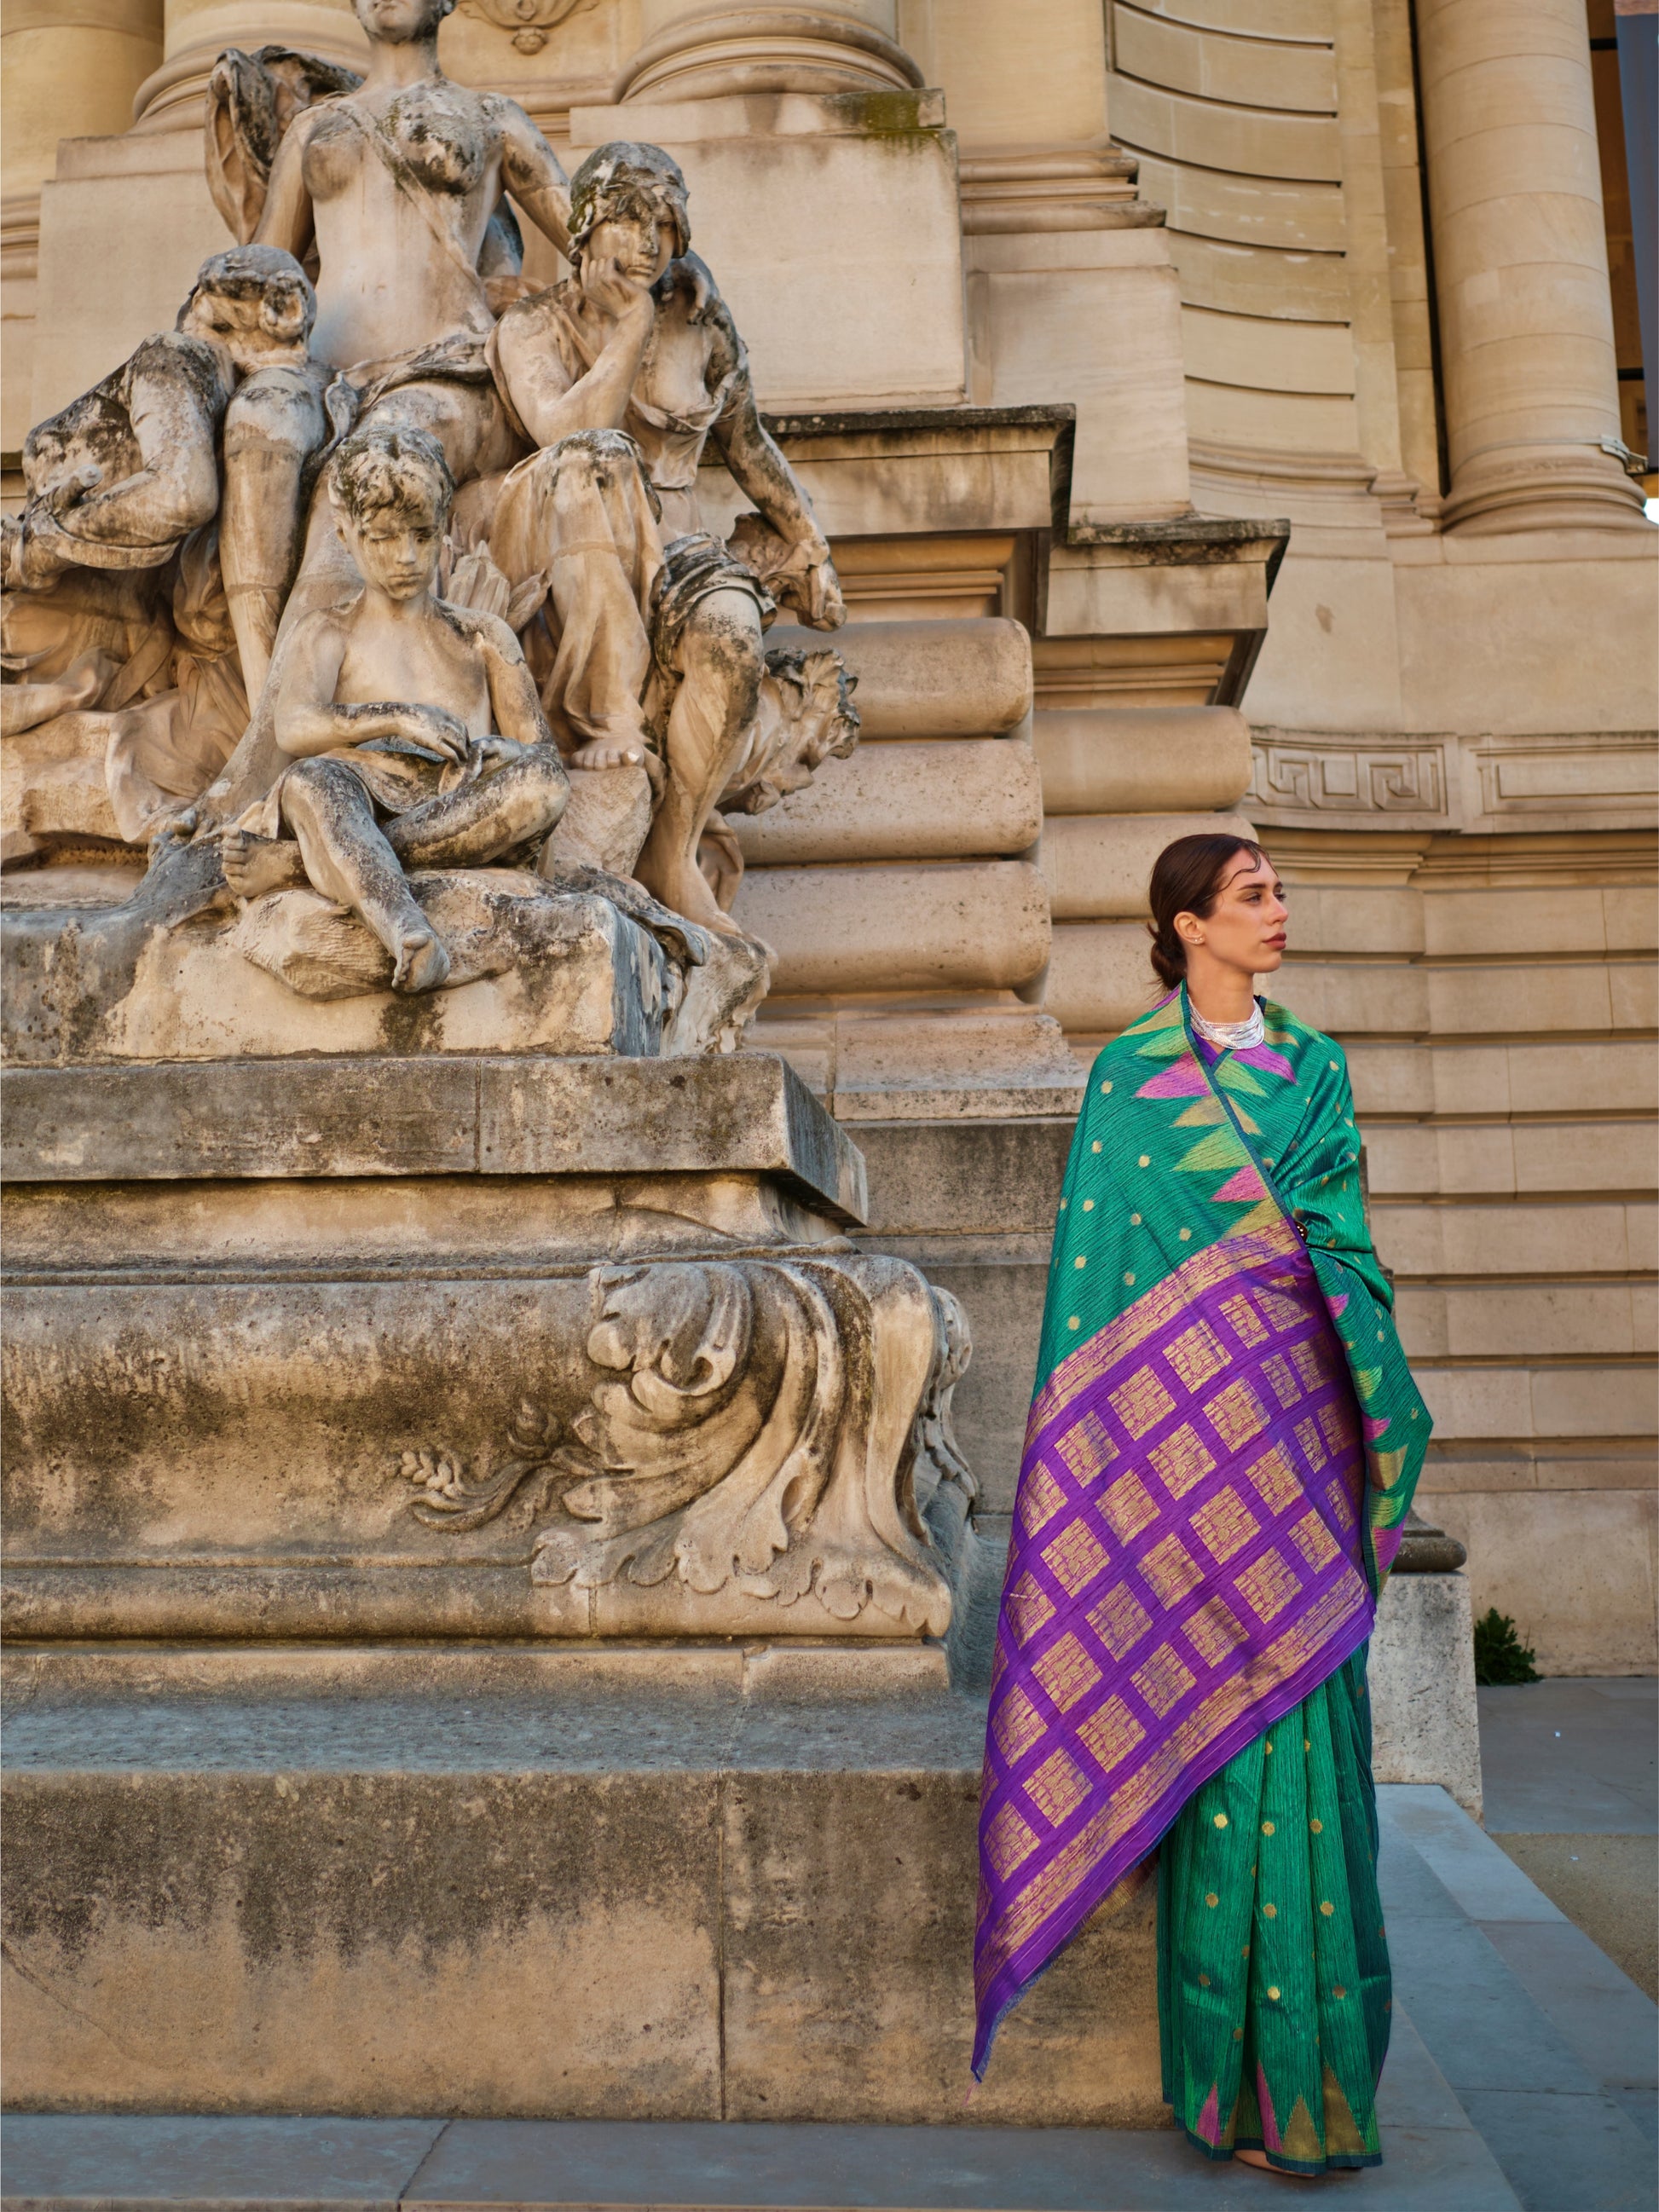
[402, 1255, 974, 1636]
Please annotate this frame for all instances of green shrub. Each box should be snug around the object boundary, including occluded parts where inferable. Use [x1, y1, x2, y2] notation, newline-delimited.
[1472, 1608, 1539, 1686]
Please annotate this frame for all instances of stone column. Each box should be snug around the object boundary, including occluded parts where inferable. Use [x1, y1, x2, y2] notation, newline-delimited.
[1415, 0, 1646, 531]
[2, 0, 165, 449]
[2, 0, 164, 200]
[615, 3, 921, 101]
[133, 0, 367, 133]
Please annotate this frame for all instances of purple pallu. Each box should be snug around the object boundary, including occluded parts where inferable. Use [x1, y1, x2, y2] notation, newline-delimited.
[972, 1219, 1373, 2075]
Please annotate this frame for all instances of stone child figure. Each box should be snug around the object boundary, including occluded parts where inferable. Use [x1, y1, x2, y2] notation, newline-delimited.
[221, 424, 567, 992]
[483, 141, 846, 932]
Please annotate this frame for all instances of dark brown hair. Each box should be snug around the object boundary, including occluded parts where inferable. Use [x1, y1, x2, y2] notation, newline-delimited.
[1147, 833, 1270, 990]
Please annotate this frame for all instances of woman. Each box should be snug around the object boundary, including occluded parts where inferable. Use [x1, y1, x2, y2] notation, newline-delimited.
[973, 834, 1430, 2177]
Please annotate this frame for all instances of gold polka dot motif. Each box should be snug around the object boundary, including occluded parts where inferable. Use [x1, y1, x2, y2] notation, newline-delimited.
[1074, 1255, 1086, 1269]
[1264, 1740, 1274, 1754]
[1262, 1821, 1275, 1835]
[1333, 1984, 1347, 1999]
[1082, 1198, 1094, 1211]
[1213, 1813, 1228, 1829]
[1130, 1212, 1142, 1225]
[1233, 2028, 1244, 2041]
[1067, 1316, 1080, 1331]
[1178, 1227, 1191, 1240]
[1138, 1154, 1150, 1168]
[1263, 1903, 1278, 1919]
[1267, 1985, 1281, 2001]
[1320, 1901, 1335, 1916]
[1124, 1273, 1136, 1287]
[1101, 1080, 1113, 1094]
[1198, 1972, 1211, 1987]
[1309, 1818, 1323, 1834]
[1205, 1891, 1219, 1908]
[1091, 1140, 1102, 1153]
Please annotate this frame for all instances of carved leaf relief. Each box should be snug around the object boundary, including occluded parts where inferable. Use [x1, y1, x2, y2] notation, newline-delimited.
[398, 1256, 968, 1636]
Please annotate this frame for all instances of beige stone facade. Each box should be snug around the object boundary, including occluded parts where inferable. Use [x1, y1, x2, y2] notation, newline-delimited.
[3, 0, 1654, 1673]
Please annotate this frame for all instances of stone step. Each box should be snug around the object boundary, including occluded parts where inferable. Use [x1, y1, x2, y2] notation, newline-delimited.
[12, 1788, 1654, 2205]
[0, 2036, 1519, 2211]
[0, 1678, 1160, 2128]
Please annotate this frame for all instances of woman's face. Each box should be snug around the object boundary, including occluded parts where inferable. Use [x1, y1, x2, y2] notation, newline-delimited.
[1178, 852, 1288, 976]
[586, 211, 676, 286]
[355, 0, 448, 47]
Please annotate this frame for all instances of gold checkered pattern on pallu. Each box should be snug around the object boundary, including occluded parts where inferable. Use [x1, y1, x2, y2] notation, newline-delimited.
[986, 1212, 1380, 1955]
[985, 1568, 1370, 1968]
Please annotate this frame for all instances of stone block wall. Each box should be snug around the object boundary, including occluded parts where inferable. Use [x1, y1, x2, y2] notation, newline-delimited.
[1269, 829, 1658, 1676]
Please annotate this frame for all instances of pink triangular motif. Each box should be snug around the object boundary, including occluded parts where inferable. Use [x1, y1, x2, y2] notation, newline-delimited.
[1256, 2063, 1284, 2153]
[1211, 1166, 1269, 1204]
[1136, 1061, 1211, 1100]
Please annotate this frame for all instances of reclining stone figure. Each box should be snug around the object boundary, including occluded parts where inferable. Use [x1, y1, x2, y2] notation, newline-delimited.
[1, 244, 321, 852]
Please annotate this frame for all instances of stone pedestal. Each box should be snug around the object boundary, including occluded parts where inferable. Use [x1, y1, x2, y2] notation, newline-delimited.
[2, 1048, 982, 1657]
[0, 1672, 1164, 2124]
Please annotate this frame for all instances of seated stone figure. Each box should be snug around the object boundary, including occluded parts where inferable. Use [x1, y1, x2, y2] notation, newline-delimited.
[1, 245, 321, 857]
[483, 141, 848, 933]
[221, 423, 568, 993]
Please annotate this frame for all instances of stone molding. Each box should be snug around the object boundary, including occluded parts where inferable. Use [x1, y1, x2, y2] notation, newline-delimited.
[1249, 729, 1659, 835]
[957, 145, 1149, 235]
[613, 7, 922, 104]
[0, 1050, 870, 1221]
[1249, 734, 1449, 826]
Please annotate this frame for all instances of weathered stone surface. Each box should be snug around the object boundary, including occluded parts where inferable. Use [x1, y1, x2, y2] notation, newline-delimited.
[0, 1051, 867, 1221]
[0, 1687, 1162, 2124]
[3, 1252, 973, 1645]
[1369, 1569, 1483, 1820]
[762, 618, 1032, 738]
[1, 887, 669, 1065]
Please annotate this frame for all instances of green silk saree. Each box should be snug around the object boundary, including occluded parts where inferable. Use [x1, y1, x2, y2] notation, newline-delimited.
[974, 985, 1430, 2174]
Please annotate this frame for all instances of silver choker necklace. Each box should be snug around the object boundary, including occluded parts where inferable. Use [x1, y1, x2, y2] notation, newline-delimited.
[1190, 1001, 1266, 1053]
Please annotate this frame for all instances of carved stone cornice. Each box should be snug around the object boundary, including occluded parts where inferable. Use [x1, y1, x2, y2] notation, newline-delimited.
[1249, 729, 1659, 838]
[1250, 733, 1449, 825]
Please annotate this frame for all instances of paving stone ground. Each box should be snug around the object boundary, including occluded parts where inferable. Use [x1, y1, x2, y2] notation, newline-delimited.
[1478, 1678, 1657, 2001]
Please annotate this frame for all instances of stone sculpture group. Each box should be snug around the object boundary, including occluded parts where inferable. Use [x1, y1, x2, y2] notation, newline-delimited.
[2, 0, 977, 1655]
[3, 0, 858, 1054]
